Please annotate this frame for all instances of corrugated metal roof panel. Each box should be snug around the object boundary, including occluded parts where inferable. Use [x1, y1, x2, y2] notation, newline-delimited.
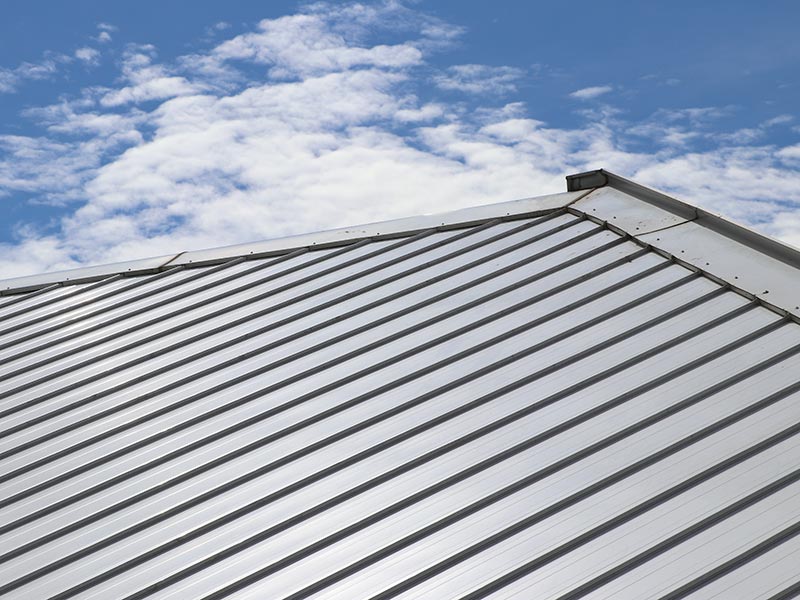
[1, 174, 800, 599]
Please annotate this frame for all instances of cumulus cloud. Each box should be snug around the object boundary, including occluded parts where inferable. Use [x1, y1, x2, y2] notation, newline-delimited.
[0, 1, 799, 279]
[211, 14, 423, 79]
[569, 85, 613, 100]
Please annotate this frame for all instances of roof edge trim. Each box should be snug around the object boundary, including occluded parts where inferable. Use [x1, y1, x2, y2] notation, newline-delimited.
[568, 175, 800, 320]
[568, 168, 800, 270]
[0, 189, 588, 295]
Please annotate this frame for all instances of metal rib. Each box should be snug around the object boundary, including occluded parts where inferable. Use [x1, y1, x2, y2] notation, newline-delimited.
[104, 317, 793, 600]
[655, 517, 800, 599]
[359, 368, 800, 600]
[0, 214, 500, 376]
[0, 265, 185, 343]
[0, 284, 739, 593]
[0, 214, 568, 421]
[0, 224, 421, 354]
[0, 249, 305, 366]
[0, 233, 643, 517]
[0, 273, 123, 325]
[0, 217, 516, 418]
[766, 579, 800, 600]
[454, 383, 800, 600]
[0, 283, 61, 308]
[0, 227, 612, 483]
[0, 217, 580, 454]
[0, 256, 683, 584]
[1, 213, 540, 362]
[207, 325, 797, 600]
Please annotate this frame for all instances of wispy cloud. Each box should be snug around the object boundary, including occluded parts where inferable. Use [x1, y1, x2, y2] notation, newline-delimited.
[763, 114, 793, 127]
[99, 45, 204, 106]
[96, 23, 116, 44]
[0, 54, 64, 94]
[74, 47, 101, 66]
[628, 106, 795, 148]
[204, 21, 232, 39]
[0, 39, 105, 94]
[433, 64, 526, 95]
[0, 1, 799, 279]
[569, 85, 613, 100]
[658, 106, 734, 123]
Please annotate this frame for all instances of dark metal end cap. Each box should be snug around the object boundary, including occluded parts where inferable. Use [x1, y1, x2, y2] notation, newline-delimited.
[566, 169, 608, 192]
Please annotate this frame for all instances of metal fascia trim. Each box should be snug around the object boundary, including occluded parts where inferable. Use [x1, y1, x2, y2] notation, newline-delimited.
[602, 170, 698, 221]
[566, 174, 800, 322]
[572, 168, 800, 271]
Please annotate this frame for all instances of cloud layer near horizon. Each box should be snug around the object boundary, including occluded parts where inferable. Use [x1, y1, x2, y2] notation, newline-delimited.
[1, 1, 800, 278]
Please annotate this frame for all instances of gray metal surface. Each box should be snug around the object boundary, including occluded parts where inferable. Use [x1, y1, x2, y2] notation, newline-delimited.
[1, 201, 800, 599]
[570, 184, 800, 319]
[0, 190, 585, 293]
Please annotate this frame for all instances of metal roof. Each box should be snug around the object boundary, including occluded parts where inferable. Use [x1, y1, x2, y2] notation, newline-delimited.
[1, 171, 800, 598]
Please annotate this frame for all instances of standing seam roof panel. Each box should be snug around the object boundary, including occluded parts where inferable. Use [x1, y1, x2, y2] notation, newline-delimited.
[1, 178, 800, 599]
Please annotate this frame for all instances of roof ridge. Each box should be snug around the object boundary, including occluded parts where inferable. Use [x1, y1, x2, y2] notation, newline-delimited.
[0, 189, 586, 295]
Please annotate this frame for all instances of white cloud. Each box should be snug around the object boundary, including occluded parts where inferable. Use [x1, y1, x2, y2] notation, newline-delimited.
[212, 14, 423, 79]
[629, 106, 794, 149]
[569, 85, 613, 100]
[96, 23, 117, 43]
[0, 45, 101, 94]
[394, 102, 445, 122]
[0, 71, 16, 94]
[0, 1, 799, 280]
[433, 64, 526, 95]
[657, 106, 734, 123]
[0, 56, 62, 94]
[75, 47, 101, 66]
[16, 59, 60, 80]
[100, 45, 205, 106]
[763, 114, 793, 127]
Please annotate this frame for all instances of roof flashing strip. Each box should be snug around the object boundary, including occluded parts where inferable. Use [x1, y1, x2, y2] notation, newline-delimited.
[0, 190, 587, 295]
[568, 175, 800, 320]
[568, 169, 800, 270]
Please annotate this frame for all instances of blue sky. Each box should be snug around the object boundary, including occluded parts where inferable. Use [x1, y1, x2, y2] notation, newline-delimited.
[1, 0, 800, 278]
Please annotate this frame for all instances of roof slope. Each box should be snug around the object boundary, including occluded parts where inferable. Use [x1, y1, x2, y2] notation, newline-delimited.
[1, 173, 800, 598]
